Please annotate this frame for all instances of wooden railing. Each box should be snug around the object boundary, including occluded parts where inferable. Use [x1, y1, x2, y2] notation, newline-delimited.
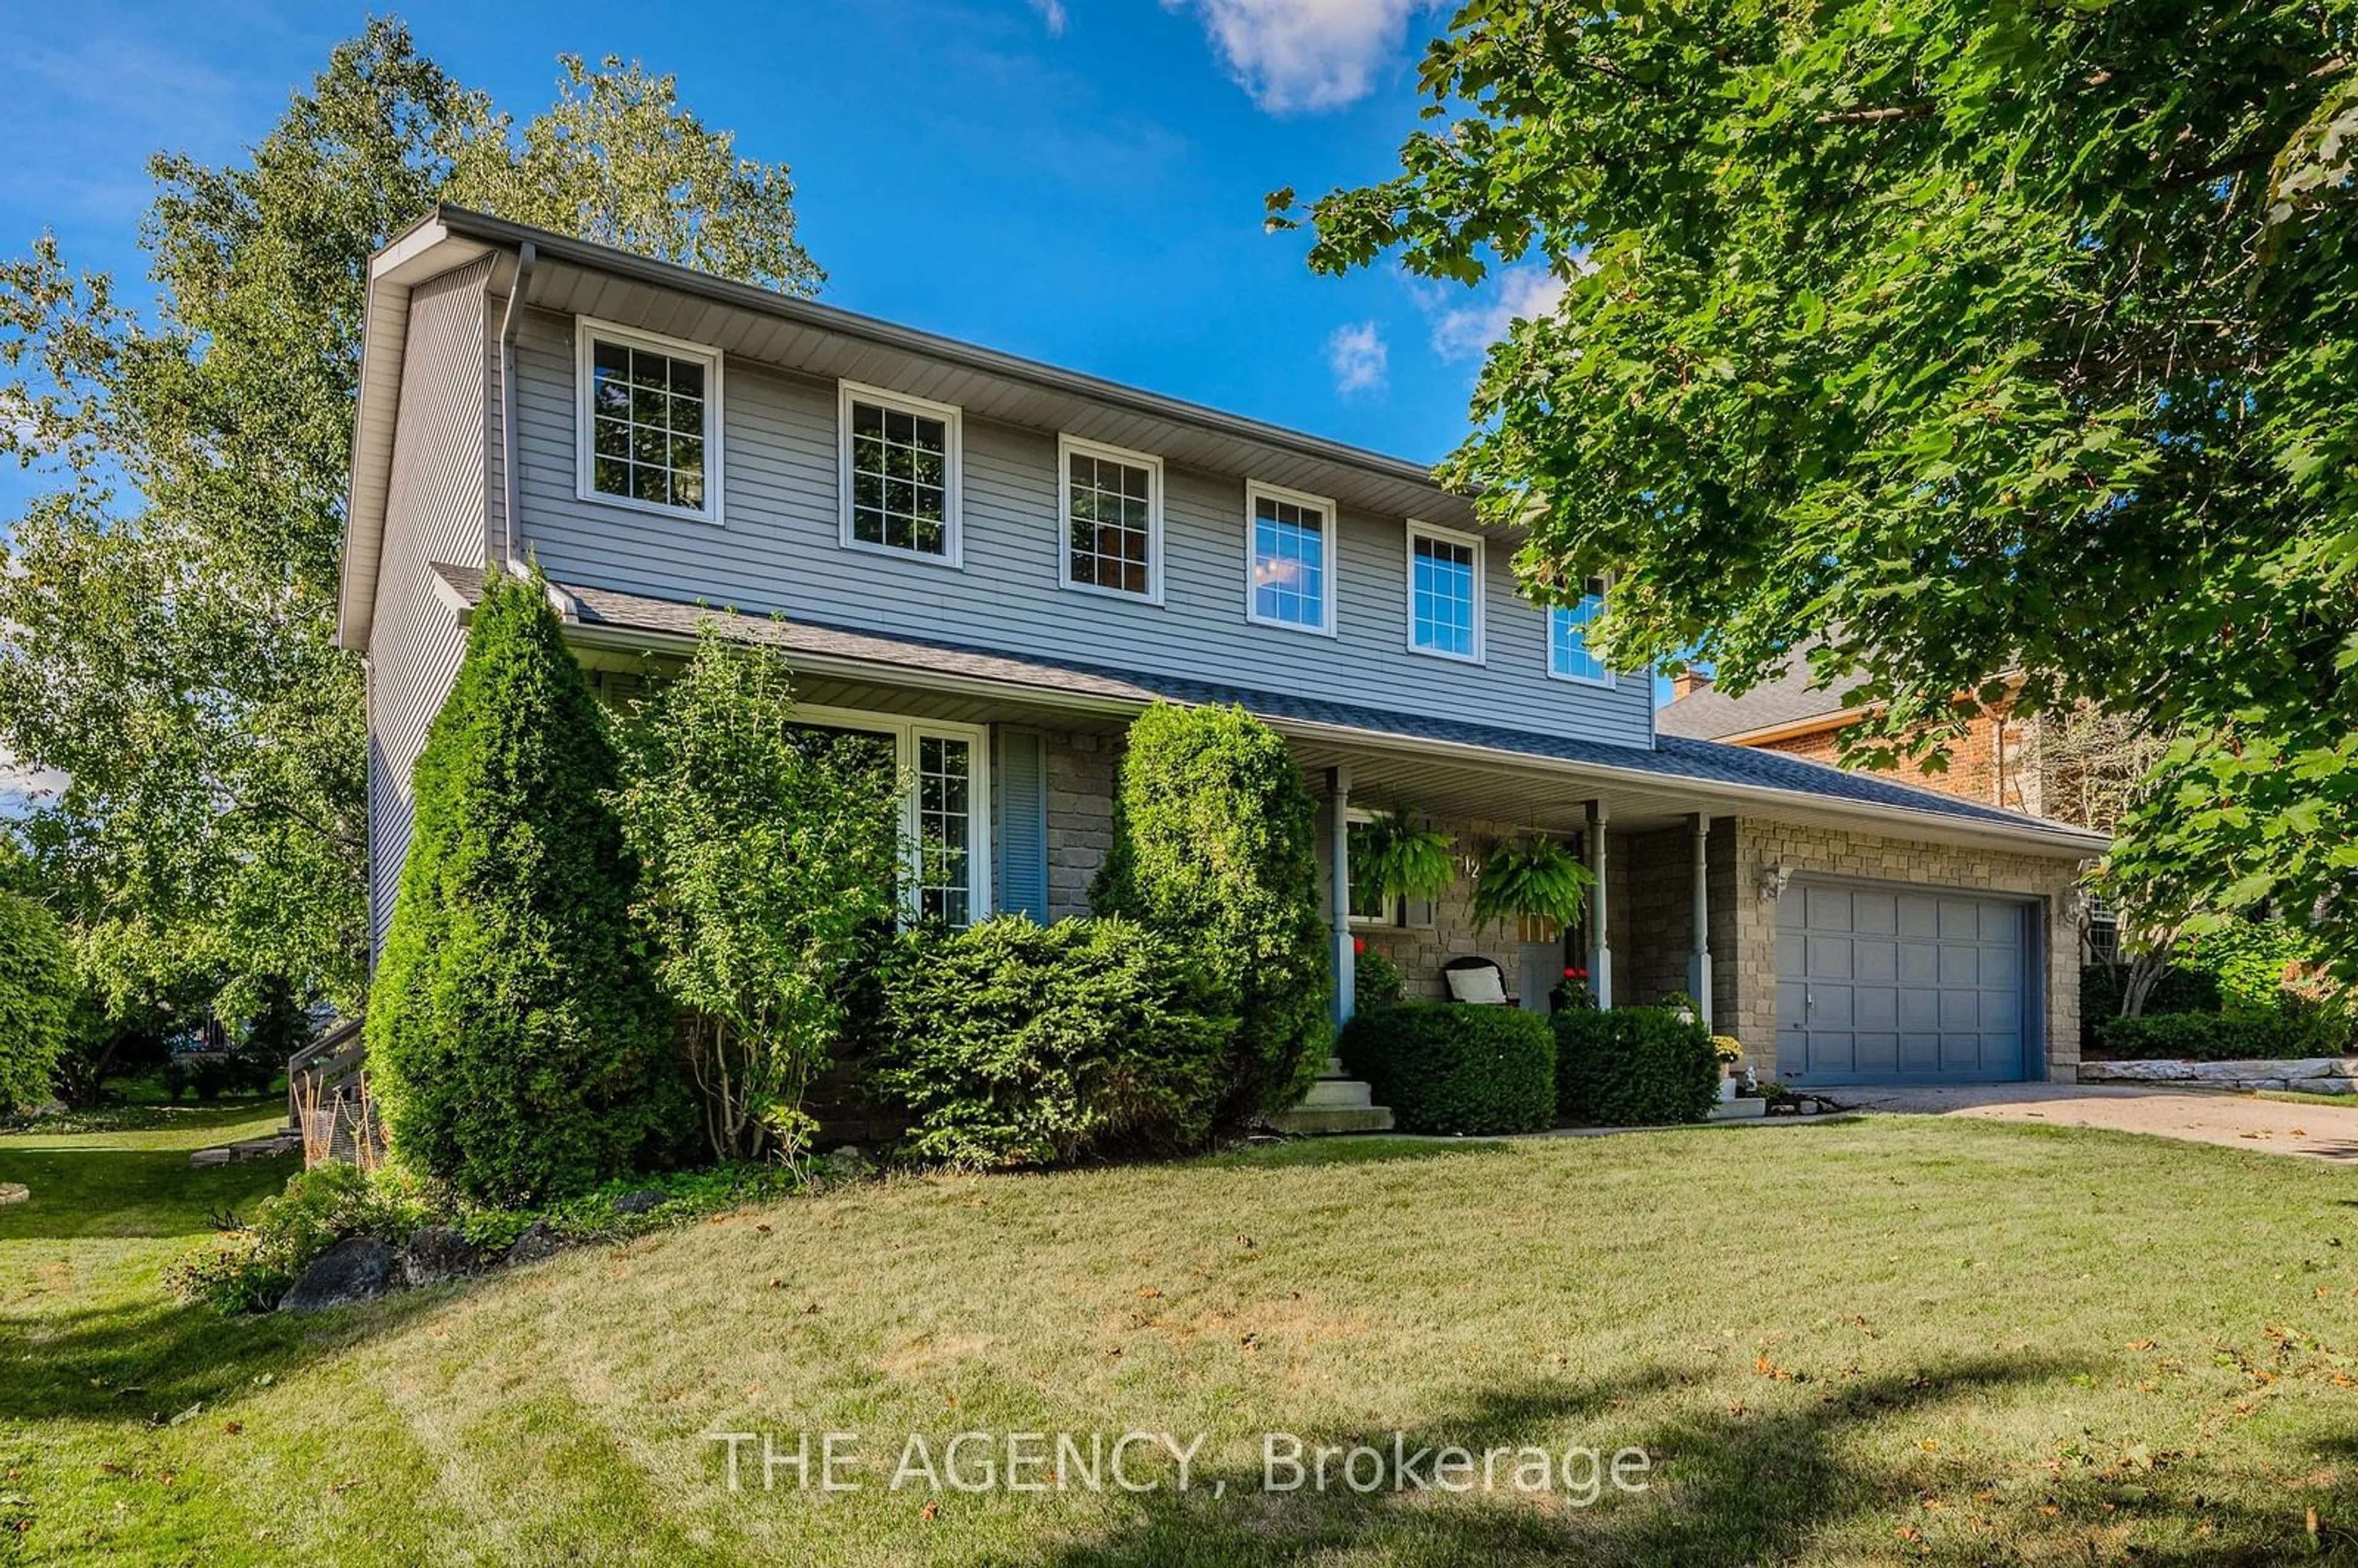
[286, 1018, 365, 1130]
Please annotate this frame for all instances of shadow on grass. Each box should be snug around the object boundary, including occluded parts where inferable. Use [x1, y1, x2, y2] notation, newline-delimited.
[0, 1147, 294, 1240]
[1199, 1136, 1514, 1173]
[1034, 1354, 2330, 1567]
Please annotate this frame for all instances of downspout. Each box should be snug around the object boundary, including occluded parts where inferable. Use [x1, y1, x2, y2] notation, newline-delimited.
[496, 241, 537, 577]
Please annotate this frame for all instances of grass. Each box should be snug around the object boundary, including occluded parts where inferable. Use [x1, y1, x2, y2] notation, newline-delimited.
[2257, 1089, 2358, 1110]
[6, 1118, 2358, 1564]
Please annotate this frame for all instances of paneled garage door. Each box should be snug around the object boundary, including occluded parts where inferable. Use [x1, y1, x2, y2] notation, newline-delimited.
[1776, 882, 2032, 1085]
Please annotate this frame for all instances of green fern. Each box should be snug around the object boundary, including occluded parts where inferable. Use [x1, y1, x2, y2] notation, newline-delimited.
[1470, 836, 1594, 933]
[1351, 808, 1457, 901]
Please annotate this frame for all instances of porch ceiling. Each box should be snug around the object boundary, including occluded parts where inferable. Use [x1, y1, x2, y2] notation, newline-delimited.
[1284, 736, 1697, 835]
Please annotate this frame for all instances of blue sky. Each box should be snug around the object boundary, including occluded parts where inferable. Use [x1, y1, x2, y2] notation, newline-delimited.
[0, 1, 1614, 809]
[2, 0, 1556, 472]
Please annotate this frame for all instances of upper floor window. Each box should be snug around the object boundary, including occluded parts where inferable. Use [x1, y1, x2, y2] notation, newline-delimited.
[1060, 435, 1162, 602]
[1406, 521, 1484, 662]
[839, 381, 962, 565]
[577, 319, 720, 522]
[1548, 576, 1613, 685]
[1246, 481, 1336, 635]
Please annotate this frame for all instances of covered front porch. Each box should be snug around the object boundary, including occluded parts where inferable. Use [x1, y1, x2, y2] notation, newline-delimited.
[488, 569, 2099, 1091]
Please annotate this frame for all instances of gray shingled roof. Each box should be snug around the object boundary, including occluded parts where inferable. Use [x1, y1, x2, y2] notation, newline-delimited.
[429, 565, 2103, 852]
[1655, 643, 1870, 740]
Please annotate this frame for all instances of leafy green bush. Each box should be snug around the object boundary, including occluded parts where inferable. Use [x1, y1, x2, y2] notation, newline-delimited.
[367, 569, 685, 1205]
[0, 891, 77, 1112]
[1091, 703, 1327, 1120]
[1554, 1006, 1720, 1126]
[613, 626, 901, 1162]
[872, 915, 1234, 1170]
[2177, 920, 2337, 1012]
[1337, 1002, 1554, 1135]
[164, 1162, 432, 1314]
[2079, 963, 2222, 1052]
[2094, 1007, 2352, 1062]
[1353, 945, 1406, 1009]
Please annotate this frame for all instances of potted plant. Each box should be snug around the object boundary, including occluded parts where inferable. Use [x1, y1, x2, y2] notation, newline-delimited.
[1469, 835, 1593, 933]
[1351, 807, 1456, 905]
[1712, 1034, 1746, 1101]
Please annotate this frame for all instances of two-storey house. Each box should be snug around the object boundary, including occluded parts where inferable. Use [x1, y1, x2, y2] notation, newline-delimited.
[340, 209, 2107, 1093]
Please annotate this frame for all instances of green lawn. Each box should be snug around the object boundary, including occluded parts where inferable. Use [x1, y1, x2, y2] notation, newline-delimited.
[6, 1116, 2358, 1564]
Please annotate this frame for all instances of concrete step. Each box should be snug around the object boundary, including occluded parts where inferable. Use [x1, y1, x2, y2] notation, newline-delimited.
[1264, 1103, 1396, 1136]
[1301, 1077, 1374, 1109]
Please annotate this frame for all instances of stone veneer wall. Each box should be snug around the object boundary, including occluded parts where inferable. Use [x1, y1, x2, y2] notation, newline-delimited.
[1045, 731, 1119, 919]
[1724, 818, 2086, 1082]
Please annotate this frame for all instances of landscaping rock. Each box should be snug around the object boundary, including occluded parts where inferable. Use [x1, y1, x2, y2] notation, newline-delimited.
[611, 1189, 670, 1216]
[0, 1182, 27, 1205]
[400, 1225, 479, 1287]
[500, 1220, 563, 1268]
[279, 1237, 399, 1314]
[817, 1144, 875, 1184]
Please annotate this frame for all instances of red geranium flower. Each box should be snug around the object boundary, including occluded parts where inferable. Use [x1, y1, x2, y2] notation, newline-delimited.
[1353, 936, 1366, 955]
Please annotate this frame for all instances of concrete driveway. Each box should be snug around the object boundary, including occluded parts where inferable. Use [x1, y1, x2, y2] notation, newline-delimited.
[1839, 1082, 2358, 1162]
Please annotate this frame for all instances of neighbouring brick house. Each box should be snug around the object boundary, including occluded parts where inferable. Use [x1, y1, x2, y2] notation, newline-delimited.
[1656, 655, 2061, 820]
[340, 208, 2108, 1111]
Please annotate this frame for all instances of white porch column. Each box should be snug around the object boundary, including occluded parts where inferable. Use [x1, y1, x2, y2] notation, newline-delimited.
[1328, 765, 1354, 1029]
[1586, 799, 1613, 1009]
[1688, 812, 1713, 1030]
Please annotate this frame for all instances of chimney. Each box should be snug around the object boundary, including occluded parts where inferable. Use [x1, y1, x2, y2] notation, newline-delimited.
[1672, 670, 1714, 701]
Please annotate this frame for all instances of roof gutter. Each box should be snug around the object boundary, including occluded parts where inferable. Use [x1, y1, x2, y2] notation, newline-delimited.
[495, 240, 537, 577]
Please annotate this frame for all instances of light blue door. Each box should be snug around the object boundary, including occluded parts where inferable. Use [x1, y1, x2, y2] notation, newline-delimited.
[1776, 883, 2030, 1085]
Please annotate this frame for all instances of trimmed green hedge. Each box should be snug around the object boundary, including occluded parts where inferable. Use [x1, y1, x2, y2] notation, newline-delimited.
[1090, 703, 1328, 1120]
[2079, 963, 2222, 1053]
[1337, 1003, 1554, 1135]
[871, 915, 1234, 1170]
[2094, 1008, 2352, 1062]
[1554, 1006, 1719, 1127]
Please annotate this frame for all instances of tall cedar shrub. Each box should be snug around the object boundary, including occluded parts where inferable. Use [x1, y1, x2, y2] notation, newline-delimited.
[1554, 1006, 1720, 1127]
[1090, 704, 1328, 1119]
[1338, 1002, 1554, 1135]
[0, 890, 77, 1112]
[872, 915, 1233, 1169]
[366, 570, 683, 1204]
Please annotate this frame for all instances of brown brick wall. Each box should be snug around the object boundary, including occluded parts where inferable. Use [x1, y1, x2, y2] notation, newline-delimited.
[1756, 709, 2048, 817]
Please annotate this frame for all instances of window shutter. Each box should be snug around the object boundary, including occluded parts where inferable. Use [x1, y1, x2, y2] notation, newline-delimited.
[995, 727, 1049, 922]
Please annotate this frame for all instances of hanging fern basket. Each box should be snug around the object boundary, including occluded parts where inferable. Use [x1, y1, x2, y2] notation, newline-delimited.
[1470, 836, 1593, 933]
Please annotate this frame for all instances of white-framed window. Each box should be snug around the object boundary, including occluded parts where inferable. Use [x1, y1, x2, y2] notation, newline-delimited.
[1547, 576, 1613, 685]
[1245, 480, 1337, 635]
[575, 318, 722, 523]
[1405, 520, 1485, 662]
[839, 381, 962, 565]
[1059, 434, 1163, 602]
[788, 704, 992, 928]
[1345, 807, 1404, 926]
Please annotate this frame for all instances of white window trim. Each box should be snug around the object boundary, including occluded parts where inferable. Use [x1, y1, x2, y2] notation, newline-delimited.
[1243, 479, 1339, 637]
[1546, 576, 1617, 688]
[1344, 805, 1405, 928]
[574, 316, 725, 525]
[1056, 433, 1165, 606]
[788, 703, 993, 926]
[1404, 518, 1487, 665]
[838, 380, 964, 569]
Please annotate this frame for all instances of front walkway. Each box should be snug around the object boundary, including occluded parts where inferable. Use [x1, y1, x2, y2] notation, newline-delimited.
[1843, 1082, 2358, 1162]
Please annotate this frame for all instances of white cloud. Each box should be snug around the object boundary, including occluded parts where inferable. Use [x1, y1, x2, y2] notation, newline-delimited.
[1171, 0, 1442, 112]
[1029, 0, 1070, 36]
[1325, 319, 1387, 395]
[1423, 265, 1571, 362]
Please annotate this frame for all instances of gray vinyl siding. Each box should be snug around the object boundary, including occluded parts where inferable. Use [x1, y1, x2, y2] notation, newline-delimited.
[510, 309, 1656, 747]
[366, 258, 496, 957]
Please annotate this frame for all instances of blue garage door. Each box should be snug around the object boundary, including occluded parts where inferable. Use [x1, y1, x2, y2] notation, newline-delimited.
[1776, 883, 2031, 1085]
